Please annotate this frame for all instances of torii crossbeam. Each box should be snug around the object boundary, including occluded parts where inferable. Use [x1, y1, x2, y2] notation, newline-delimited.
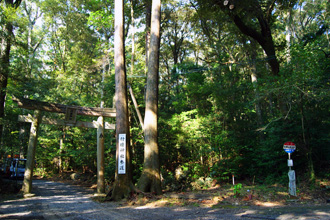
[13, 96, 116, 117]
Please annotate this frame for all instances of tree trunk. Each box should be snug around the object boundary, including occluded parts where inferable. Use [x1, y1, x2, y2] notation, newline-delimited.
[249, 41, 263, 128]
[59, 135, 64, 173]
[300, 93, 314, 181]
[128, 84, 144, 130]
[19, 123, 26, 157]
[145, 0, 152, 74]
[137, 0, 162, 195]
[0, 0, 22, 151]
[208, 0, 280, 75]
[285, 10, 292, 63]
[231, 14, 279, 75]
[110, 0, 134, 201]
[131, 0, 135, 76]
[0, 22, 12, 147]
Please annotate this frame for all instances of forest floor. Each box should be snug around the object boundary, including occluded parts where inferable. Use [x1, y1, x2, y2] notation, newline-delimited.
[1, 173, 330, 219]
[46, 172, 330, 208]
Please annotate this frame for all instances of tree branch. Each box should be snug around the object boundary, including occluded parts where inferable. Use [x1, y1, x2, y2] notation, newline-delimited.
[265, 0, 276, 22]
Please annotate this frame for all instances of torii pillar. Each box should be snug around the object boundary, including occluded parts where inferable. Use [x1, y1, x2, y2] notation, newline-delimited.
[23, 110, 42, 196]
[96, 116, 105, 195]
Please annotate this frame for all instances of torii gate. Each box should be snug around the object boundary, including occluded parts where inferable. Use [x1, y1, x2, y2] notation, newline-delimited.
[13, 97, 116, 196]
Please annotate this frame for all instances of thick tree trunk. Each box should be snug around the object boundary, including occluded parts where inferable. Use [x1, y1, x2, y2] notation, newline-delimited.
[231, 14, 279, 75]
[0, 22, 12, 146]
[110, 0, 134, 201]
[208, 0, 280, 75]
[0, 0, 23, 149]
[131, 0, 135, 76]
[137, 0, 162, 195]
[145, 0, 152, 74]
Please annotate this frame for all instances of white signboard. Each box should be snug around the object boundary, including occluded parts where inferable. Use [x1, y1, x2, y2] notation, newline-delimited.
[118, 134, 126, 174]
[288, 170, 297, 196]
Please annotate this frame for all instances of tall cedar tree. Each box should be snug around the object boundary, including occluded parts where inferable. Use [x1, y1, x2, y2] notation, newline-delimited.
[110, 0, 134, 200]
[137, 0, 162, 195]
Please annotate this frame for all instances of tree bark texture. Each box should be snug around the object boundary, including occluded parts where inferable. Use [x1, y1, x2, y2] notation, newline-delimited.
[110, 0, 134, 201]
[137, 0, 162, 195]
[0, 22, 13, 146]
[0, 0, 22, 150]
[145, 0, 152, 74]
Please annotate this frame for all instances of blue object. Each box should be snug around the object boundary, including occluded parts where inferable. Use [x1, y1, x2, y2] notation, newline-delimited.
[284, 148, 295, 153]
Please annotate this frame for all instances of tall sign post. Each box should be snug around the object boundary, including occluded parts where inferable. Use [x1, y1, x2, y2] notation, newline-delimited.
[283, 141, 296, 196]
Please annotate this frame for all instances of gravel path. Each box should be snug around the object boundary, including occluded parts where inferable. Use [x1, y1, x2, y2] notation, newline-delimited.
[1, 180, 330, 220]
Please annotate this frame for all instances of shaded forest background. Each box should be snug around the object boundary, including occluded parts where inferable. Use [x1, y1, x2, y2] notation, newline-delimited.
[1, 0, 329, 190]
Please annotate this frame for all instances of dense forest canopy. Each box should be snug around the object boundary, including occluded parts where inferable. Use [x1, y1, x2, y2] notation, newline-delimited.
[0, 0, 329, 189]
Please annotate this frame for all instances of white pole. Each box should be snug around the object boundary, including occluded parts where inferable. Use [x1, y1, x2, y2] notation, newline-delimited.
[288, 153, 296, 197]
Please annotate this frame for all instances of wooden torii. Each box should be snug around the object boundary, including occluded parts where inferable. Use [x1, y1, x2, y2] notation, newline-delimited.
[13, 97, 116, 196]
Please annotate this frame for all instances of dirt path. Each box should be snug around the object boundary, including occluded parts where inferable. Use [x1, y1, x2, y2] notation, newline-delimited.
[1, 180, 330, 220]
